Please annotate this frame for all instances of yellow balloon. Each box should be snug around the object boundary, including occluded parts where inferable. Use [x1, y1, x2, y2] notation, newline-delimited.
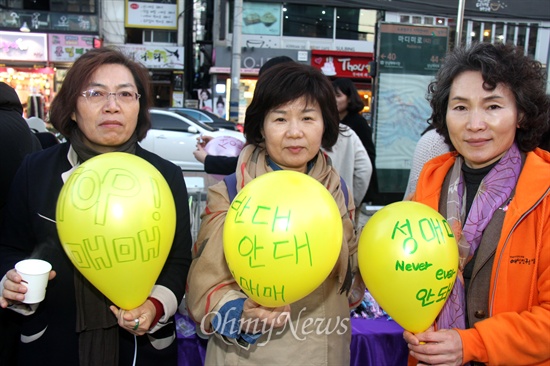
[358, 201, 458, 333]
[224, 170, 342, 307]
[56, 152, 176, 310]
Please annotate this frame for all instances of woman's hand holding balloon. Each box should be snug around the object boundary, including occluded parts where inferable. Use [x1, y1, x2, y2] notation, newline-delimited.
[193, 135, 214, 164]
[57, 153, 176, 310]
[240, 298, 290, 334]
[110, 299, 157, 336]
[358, 202, 459, 333]
[404, 327, 463, 366]
[0, 268, 56, 308]
[193, 143, 208, 164]
[197, 135, 214, 147]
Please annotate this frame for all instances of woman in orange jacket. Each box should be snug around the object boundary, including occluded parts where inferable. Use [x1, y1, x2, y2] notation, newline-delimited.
[404, 42, 550, 365]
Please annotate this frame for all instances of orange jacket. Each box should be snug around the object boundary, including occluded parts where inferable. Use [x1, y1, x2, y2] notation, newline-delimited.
[413, 148, 550, 365]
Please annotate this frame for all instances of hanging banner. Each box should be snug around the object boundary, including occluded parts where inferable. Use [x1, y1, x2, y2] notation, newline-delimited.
[125, 0, 178, 29]
[253, 0, 549, 21]
[0, 31, 47, 62]
[117, 44, 184, 69]
[48, 34, 95, 63]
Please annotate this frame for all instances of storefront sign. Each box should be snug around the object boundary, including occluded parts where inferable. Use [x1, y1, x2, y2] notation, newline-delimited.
[0, 11, 98, 33]
[117, 44, 184, 69]
[242, 3, 281, 36]
[49, 34, 94, 63]
[125, 0, 178, 29]
[209, 67, 260, 75]
[50, 14, 99, 32]
[373, 23, 450, 192]
[0, 31, 47, 62]
[310, 50, 373, 79]
[213, 46, 310, 71]
[267, 0, 549, 21]
[378, 23, 448, 75]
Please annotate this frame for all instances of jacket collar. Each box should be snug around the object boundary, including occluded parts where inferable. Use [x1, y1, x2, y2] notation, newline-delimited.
[415, 148, 550, 219]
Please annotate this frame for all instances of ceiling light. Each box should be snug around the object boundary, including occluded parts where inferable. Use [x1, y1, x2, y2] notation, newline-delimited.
[20, 22, 30, 32]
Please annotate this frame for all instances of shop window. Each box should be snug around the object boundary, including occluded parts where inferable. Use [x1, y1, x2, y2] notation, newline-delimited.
[506, 24, 516, 44]
[152, 84, 172, 108]
[282, 4, 333, 38]
[482, 23, 492, 43]
[357, 88, 372, 122]
[1, 0, 95, 13]
[495, 22, 505, 43]
[50, 1, 64, 11]
[127, 29, 177, 45]
[470, 21, 481, 43]
[144, 30, 177, 44]
[1, 0, 23, 9]
[230, 2, 379, 41]
[67, 0, 79, 12]
[45, 0, 95, 13]
[516, 23, 527, 50]
[464, 20, 537, 58]
[528, 24, 538, 58]
[335, 8, 375, 41]
[24, 0, 48, 11]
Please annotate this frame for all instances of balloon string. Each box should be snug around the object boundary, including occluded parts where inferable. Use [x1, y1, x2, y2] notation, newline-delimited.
[37, 213, 56, 223]
[132, 334, 137, 366]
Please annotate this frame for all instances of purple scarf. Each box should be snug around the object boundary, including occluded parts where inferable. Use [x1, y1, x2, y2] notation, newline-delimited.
[437, 143, 521, 330]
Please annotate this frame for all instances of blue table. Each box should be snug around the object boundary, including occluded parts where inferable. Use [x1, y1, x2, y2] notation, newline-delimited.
[350, 316, 408, 365]
[176, 314, 408, 365]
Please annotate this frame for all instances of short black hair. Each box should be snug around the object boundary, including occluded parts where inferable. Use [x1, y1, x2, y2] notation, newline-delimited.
[244, 62, 339, 151]
[258, 56, 294, 76]
[332, 78, 365, 114]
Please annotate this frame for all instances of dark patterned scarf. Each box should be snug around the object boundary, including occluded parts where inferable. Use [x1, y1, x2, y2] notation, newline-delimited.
[69, 128, 138, 365]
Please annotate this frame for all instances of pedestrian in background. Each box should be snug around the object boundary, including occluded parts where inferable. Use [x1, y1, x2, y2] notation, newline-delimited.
[325, 124, 372, 212]
[332, 78, 378, 207]
[0, 82, 42, 217]
[403, 124, 449, 199]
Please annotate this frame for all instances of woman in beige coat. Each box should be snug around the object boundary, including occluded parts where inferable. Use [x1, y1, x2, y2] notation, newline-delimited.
[186, 62, 364, 365]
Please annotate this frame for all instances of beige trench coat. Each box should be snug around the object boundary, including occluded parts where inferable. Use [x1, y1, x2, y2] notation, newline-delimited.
[186, 146, 361, 366]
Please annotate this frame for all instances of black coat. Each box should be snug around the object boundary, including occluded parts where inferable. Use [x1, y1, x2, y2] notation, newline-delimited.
[204, 154, 238, 175]
[0, 82, 42, 216]
[0, 143, 193, 365]
[0, 83, 42, 366]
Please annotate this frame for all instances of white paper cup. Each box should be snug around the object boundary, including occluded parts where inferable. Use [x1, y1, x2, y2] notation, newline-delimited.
[15, 259, 52, 304]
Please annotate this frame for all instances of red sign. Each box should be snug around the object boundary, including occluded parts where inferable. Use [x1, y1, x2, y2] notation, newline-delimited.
[311, 50, 373, 79]
[93, 37, 103, 48]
